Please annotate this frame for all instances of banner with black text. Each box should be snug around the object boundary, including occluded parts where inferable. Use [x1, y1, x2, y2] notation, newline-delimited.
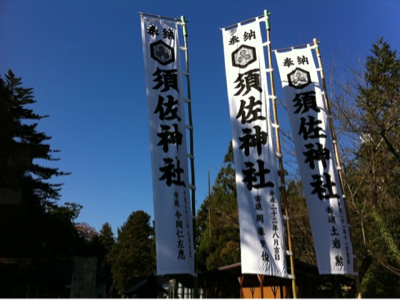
[141, 15, 194, 276]
[275, 45, 355, 275]
[222, 18, 287, 277]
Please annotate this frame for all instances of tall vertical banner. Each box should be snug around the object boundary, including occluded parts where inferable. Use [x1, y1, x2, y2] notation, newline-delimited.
[222, 18, 287, 278]
[275, 45, 355, 274]
[141, 15, 194, 275]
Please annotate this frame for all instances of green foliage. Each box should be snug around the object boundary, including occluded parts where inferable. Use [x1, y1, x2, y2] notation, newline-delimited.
[334, 38, 400, 297]
[285, 180, 316, 265]
[0, 202, 86, 259]
[108, 211, 155, 296]
[0, 70, 69, 206]
[99, 222, 115, 258]
[196, 143, 240, 271]
[0, 70, 86, 260]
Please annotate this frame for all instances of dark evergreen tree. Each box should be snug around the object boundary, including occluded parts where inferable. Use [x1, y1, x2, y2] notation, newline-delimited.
[0, 70, 69, 207]
[285, 180, 316, 266]
[108, 210, 155, 296]
[0, 70, 83, 259]
[332, 38, 400, 297]
[95, 222, 115, 297]
[99, 222, 115, 260]
[196, 143, 240, 271]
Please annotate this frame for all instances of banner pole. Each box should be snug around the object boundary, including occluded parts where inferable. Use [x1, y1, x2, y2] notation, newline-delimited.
[264, 9, 297, 298]
[312, 38, 362, 299]
[139, 12, 181, 22]
[180, 15, 199, 298]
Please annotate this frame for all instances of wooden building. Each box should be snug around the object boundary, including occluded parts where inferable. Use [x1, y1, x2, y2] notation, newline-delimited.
[198, 260, 354, 298]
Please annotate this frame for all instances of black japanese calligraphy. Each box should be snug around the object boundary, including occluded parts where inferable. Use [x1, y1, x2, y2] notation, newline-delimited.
[283, 57, 294, 68]
[274, 246, 281, 260]
[229, 35, 240, 45]
[243, 30, 256, 41]
[303, 143, 330, 169]
[177, 246, 186, 260]
[261, 250, 270, 262]
[332, 238, 341, 249]
[254, 195, 263, 211]
[147, 25, 159, 36]
[159, 157, 186, 187]
[292, 91, 320, 114]
[298, 116, 327, 140]
[239, 126, 268, 156]
[174, 191, 180, 207]
[297, 55, 309, 65]
[330, 226, 339, 236]
[234, 69, 262, 96]
[152, 68, 179, 92]
[157, 124, 183, 153]
[310, 172, 339, 200]
[256, 213, 264, 223]
[163, 27, 174, 39]
[236, 96, 266, 124]
[242, 160, 274, 191]
[335, 255, 344, 268]
[257, 226, 265, 236]
[326, 205, 337, 223]
[154, 95, 181, 121]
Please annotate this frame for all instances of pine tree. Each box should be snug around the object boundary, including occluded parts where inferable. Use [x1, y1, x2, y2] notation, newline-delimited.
[196, 143, 240, 271]
[108, 211, 155, 296]
[333, 38, 400, 297]
[0, 70, 81, 259]
[0, 70, 69, 207]
[99, 222, 115, 258]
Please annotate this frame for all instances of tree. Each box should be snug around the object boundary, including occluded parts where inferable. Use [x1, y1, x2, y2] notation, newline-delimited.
[95, 222, 115, 297]
[0, 70, 69, 207]
[332, 38, 400, 297]
[196, 143, 240, 271]
[75, 222, 99, 243]
[108, 210, 155, 296]
[0, 70, 86, 259]
[99, 222, 115, 259]
[285, 179, 316, 266]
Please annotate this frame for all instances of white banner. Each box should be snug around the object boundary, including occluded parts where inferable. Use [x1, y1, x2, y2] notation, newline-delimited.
[274, 45, 355, 274]
[141, 15, 194, 275]
[222, 18, 287, 277]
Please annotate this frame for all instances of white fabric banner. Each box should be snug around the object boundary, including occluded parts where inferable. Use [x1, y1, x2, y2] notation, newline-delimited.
[141, 15, 194, 276]
[274, 46, 355, 275]
[222, 19, 287, 278]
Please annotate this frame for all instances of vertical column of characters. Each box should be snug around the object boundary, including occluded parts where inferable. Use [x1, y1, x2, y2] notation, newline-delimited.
[143, 18, 193, 271]
[276, 47, 352, 273]
[223, 20, 286, 277]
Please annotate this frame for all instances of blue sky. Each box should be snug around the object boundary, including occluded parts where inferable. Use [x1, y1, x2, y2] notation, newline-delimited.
[1, 0, 399, 234]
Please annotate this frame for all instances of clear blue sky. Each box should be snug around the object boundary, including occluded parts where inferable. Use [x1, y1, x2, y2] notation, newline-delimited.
[1, 0, 399, 234]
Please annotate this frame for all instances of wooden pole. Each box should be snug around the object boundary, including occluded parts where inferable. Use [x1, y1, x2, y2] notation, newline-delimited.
[264, 9, 297, 298]
[180, 15, 199, 298]
[313, 38, 362, 299]
[238, 276, 245, 298]
[257, 275, 265, 298]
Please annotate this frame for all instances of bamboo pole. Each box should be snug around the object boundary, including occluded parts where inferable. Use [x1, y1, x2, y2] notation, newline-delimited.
[138, 12, 181, 22]
[264, 9, 297, 298]
[238, 276, 245, 298]
[180, 15, 199, 298]
[313, 38, 362, 299]
[257, 275, 265, 298]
